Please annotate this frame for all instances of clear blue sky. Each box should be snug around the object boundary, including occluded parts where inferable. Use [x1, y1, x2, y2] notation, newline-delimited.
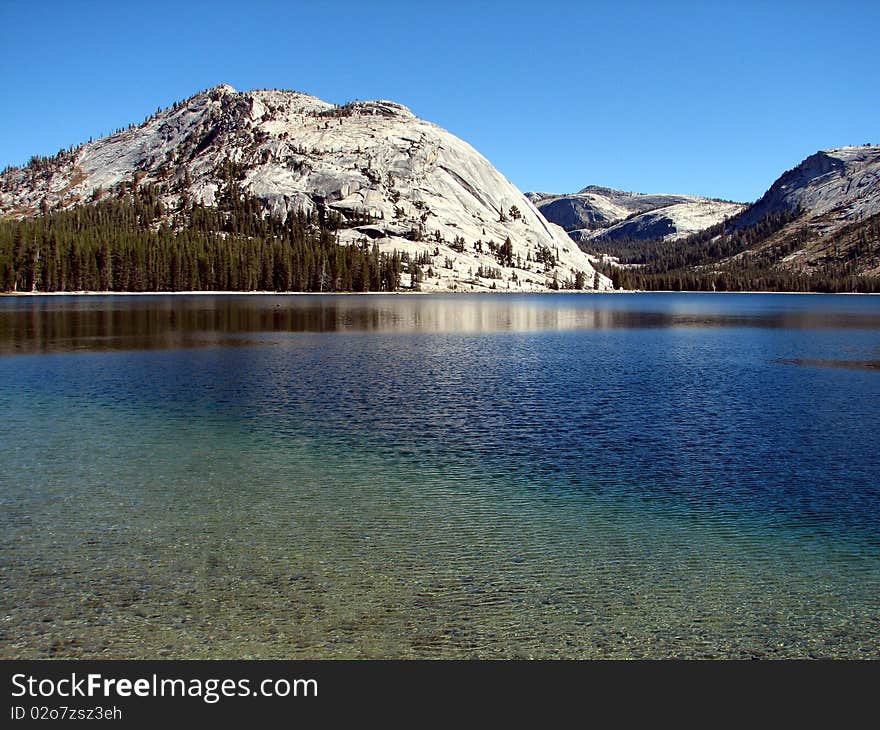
[1, 0, 877, 202]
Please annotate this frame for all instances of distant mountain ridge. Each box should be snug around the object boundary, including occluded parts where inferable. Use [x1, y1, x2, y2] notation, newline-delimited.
[527, 186, 745, 244]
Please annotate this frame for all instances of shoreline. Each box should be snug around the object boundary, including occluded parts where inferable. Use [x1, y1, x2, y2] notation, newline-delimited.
[1, 289, 877, 297]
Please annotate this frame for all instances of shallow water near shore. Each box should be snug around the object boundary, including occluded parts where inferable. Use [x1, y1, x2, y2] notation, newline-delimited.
[1, 292, 879, 658]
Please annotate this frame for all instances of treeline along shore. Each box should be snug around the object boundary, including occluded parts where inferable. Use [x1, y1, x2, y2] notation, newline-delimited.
[0, 182, 402, 294]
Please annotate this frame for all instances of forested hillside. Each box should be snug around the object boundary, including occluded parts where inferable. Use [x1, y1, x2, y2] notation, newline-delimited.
[0, 176, 403, 293]
[588, 209, 880, 293]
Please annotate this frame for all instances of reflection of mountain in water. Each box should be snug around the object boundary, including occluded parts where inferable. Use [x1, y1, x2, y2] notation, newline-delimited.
[3, 293, 880, 354]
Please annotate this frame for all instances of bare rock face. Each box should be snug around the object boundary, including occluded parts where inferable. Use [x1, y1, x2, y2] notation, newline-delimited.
[0, 85, 611, 292]
[528, 186, 745, 244]
[736, 146, 880, 234]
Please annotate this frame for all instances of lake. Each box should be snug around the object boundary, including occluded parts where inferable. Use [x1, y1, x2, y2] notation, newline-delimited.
[1, 292, 878, 658]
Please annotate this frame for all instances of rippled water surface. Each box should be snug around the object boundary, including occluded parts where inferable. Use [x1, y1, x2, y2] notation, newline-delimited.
[1, 293, 879, 658]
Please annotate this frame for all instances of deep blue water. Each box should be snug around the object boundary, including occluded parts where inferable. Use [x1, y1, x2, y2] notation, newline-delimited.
[1, 293, 878, 658]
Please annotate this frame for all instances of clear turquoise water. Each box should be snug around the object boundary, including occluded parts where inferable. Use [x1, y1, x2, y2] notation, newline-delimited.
[1, 293, 878, 658]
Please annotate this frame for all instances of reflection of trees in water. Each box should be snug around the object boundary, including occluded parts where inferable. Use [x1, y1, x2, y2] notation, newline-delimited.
[2, 294, 880, 354]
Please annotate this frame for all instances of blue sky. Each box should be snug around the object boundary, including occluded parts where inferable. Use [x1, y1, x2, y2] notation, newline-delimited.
[1, 0, 877, 202]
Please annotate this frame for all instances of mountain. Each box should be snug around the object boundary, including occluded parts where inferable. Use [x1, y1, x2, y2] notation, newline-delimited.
[0, 85, 609, 292]
[735, 145, 880, 230]
[720, 146, 880, 279]
[589, 146, 880, 291]
[527, 186, 745, 244]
